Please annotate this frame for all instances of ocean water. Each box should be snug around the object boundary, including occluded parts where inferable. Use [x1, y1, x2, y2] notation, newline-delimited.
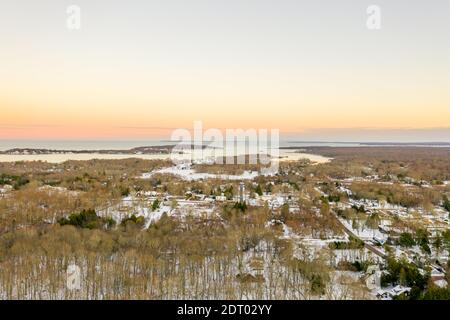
[1, 139, 446, 163]
[0, 139, 334, 163]
[0, 139, 363, 152]
[0, 140, 171, 151]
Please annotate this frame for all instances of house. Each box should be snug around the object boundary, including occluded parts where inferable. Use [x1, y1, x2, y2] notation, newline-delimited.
[248, 198, 263, 207]
[215, 193, 227, 202]
[376, 285, 411, 300]
[192, 194, 206, 201]
[376, 290, 390, 300]
[430, 268, 446, 284]
[433, 279, 448, 288]
[177, 163, 190, 170]
[373, 236, 386, 245]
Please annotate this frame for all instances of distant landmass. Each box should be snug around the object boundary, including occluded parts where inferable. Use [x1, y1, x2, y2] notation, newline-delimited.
[282, 141, 450, 148]
[0, 144, 214, 155]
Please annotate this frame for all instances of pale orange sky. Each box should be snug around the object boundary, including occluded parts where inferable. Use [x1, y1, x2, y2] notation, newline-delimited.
[1, 0, 450, 140]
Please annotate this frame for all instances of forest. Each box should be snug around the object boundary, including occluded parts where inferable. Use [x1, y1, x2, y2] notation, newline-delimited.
[0, 147, 449, 299]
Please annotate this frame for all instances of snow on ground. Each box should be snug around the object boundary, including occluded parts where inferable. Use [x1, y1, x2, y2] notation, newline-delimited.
[333, 249, 383, 264]
[325, 271, 371, 300]
[434, 279, 448, 288]
[339, 218, 388, 242]
[0, 184, 13, 196]
[141, 163, 260, 181]
[97, 196, 173, 227]
[273, 222, 377, 265]
[98, 195, 220, 228]
[38, 185, 80, 197]
[143, 205, 172, 228]
[172, 201, 217, 220]
[281, 223, 299, 239]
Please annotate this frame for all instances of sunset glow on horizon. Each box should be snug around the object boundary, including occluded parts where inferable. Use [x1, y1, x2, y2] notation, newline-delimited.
[1, 0, 450, 140]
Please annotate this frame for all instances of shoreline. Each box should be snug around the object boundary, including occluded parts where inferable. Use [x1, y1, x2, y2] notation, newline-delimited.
[0, 150, 331, 164]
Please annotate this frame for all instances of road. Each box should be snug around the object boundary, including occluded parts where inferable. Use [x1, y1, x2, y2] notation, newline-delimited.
[330, 208, 387, 259]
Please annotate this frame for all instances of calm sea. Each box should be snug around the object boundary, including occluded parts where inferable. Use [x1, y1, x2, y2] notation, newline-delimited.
[0, 139, 446, 163]
[0, 139, 364, 152]
[0, 139, 338, 163]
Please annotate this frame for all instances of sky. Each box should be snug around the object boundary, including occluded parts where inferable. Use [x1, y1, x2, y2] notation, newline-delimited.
[1, 0, 449, 141]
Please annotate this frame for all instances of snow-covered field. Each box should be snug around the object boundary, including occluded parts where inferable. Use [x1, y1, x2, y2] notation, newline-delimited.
[97, 195, 219, 228]
[339, 218, 388, 242]
[141, 163, 260, 181]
